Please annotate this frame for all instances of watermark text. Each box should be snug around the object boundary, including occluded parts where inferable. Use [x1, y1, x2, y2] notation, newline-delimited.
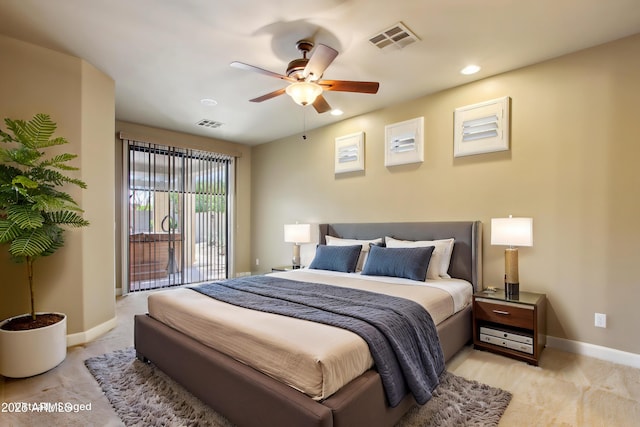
[2, 401, 92, 413]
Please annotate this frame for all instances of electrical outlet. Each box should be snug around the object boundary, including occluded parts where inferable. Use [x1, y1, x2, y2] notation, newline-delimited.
[595, 313, 607, 328]
[255, 258, 260, 266]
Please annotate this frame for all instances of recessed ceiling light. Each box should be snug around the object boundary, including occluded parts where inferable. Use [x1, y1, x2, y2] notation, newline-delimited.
[460, 65, 481, 75]
[330, 109, 344, 116]
[200, 98, 218, 106]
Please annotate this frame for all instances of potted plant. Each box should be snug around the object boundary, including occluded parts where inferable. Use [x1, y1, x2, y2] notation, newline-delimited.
[0, 113, 89, 378]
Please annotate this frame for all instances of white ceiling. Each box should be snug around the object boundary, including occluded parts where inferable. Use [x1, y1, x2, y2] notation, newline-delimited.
[1, 0, 639, 146]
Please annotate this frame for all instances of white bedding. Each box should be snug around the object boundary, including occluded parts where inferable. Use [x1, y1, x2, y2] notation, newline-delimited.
[147, 269, 472, 400]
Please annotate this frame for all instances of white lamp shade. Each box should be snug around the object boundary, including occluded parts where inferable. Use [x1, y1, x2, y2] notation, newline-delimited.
[491, 217, 533, 247]
[285, 82, 322, 106]
[284, 223, 311, 244]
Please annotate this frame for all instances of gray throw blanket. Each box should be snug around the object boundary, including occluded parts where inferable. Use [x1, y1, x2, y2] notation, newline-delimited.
[189, 275, 445, 407]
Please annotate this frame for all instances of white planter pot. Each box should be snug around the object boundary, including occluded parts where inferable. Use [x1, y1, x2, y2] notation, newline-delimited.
[0, 313, 67, 378]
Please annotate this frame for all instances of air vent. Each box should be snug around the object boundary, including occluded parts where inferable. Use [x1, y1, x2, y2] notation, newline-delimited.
[196, 119, 223, 129]
[369, 22, 419, 51]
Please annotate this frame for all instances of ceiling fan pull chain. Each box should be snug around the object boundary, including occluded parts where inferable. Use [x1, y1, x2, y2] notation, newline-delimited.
[302, 107, 307, 140]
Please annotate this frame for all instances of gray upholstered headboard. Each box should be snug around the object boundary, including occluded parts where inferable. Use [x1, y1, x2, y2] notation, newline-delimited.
[318, 221, 483, 291]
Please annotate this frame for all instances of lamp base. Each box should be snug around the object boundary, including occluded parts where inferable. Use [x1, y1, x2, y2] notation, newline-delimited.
[292, 244, 301, 268]
[505, 282, 519, 298]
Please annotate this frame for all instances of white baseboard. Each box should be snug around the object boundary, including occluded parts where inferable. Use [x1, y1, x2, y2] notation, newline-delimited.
[546, 335, 640, 369]
[66, 316, 118, 347]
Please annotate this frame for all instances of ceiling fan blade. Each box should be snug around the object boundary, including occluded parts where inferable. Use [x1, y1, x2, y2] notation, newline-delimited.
[312, 94, 332, 114]
[230, 61, 295, 82]
[319, 80, 380, 94]
[303, 44, 338, 81]
[250, 88, 287, 103]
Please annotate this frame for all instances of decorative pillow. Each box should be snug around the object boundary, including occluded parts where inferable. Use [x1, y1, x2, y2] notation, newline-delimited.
[325, 235, 383, 271]
[361, 245, 435, 281]
[385, 236, 455, 279]
[308, 244, 362, 273]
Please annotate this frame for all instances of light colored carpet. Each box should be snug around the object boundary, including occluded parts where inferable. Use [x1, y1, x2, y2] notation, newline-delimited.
[85, 347, 511, 427]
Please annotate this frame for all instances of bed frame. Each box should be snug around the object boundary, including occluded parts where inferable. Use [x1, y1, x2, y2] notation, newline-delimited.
[135, 221, 482, 427]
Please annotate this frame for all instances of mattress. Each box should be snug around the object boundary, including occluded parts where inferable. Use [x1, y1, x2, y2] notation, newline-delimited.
[147, 268, 472, 400]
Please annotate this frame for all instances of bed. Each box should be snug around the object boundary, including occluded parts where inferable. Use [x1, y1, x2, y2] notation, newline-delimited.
[134, 221, 482, 427]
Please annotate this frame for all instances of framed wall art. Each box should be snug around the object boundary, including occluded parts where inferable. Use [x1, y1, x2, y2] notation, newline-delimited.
[334, 131, 364, 174]
[453, 96, 510, 158]
[384, 116, 424, 166]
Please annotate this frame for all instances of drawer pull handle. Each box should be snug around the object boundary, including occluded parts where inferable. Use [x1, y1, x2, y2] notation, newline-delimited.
[492, 310, 510, 315]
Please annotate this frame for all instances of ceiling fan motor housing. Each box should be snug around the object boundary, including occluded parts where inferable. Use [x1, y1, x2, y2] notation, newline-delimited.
[287, 58, 309, 80]
[287, 40, 314, 80]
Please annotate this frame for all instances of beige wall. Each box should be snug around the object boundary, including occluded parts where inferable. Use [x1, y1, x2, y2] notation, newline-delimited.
[251, 34, 640, 355]
[114, 120, 252, 291]
[0, 35, 116, 335]
[80, 60, 117, 335]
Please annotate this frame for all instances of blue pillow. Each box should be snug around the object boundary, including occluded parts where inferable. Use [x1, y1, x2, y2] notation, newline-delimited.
[309, 244, 362, 273]
[361, 245, 435, 281]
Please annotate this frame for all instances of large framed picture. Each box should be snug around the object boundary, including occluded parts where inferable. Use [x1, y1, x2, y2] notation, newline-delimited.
[454, 96, 510, 157]
[384, 117, 424, 166]
[335, 131, 365, 174]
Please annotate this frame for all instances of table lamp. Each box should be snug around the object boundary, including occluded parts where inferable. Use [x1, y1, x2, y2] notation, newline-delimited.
[491, 216, 533, 297]
[284, 223, 311, 268]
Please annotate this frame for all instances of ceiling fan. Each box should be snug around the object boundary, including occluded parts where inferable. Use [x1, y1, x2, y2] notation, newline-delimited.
[230, 40, 379, 113]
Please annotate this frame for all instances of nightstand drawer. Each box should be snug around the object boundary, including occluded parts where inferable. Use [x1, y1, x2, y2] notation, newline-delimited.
[474, 298, 534, 329]
[480, 326, 533, 345]
[480, 333, 534, 354]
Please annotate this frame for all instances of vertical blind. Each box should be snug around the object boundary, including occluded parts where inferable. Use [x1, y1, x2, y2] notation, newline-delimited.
[125, 139, 232, 292]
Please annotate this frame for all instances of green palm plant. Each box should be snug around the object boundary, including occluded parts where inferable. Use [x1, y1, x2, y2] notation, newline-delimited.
[0, 114, 89, 324]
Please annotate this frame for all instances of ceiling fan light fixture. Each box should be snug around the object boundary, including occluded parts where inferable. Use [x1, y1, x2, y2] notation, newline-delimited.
[286, 81, 323, 106]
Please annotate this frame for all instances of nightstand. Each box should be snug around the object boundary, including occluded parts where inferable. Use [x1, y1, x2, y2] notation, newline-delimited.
[472, 289, 546, 365]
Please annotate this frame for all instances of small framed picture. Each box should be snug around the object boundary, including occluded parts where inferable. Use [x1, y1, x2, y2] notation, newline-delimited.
[454, 96, 510, 157]
[335, 131, 364, 174]
[384, 117, 424, 166]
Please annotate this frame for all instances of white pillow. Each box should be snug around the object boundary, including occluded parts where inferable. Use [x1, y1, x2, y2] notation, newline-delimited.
[325, 235, 383, 272]
[385, 236, 454, 280]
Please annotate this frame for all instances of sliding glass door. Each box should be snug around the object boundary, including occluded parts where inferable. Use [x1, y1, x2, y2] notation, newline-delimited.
[124, 140, 231, 292]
